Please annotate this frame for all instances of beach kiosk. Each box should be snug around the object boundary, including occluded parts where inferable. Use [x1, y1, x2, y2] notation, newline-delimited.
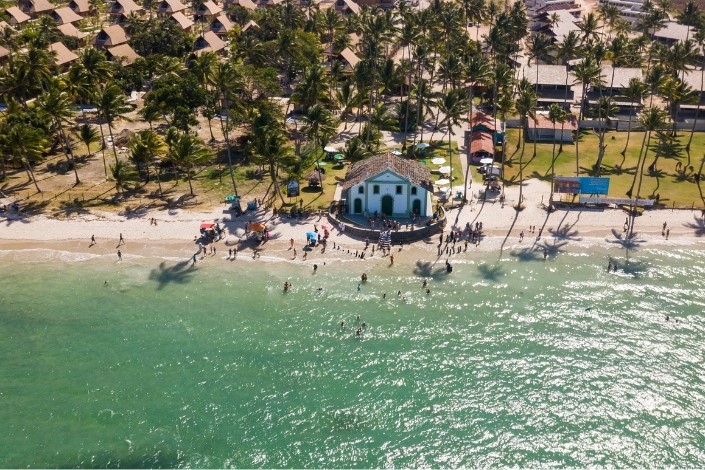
[248, 222, 266, 241]
[226, 194, 241, 214]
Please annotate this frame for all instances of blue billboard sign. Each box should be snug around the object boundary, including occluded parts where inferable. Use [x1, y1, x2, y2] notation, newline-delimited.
[579, 177, 610, 195]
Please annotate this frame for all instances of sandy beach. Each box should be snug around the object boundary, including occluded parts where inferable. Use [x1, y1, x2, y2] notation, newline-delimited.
[2, 179, 705, 267]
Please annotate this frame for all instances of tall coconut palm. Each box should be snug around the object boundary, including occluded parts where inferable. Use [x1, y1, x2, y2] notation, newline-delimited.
[301, 104, 337, 185]
[95, 83, 131, 165]
[572, 56, 602, 175]
[109, 160, 137, 197]
[547, 103, 567, 201]
[128, 129, 165, 184]
[686, 26, 705, 151]
[627, 105, 666, 199]
[620, 77, 648, 162]
[213, 61, 242, 195]
[437, 88, 469, 188]
[0, 122, 49, 193]
[166, 132, 212, 196]
[248, 110, 295, 205]
[515, 85, 537, 208]
[37, 83, 81, 185]
[496, 90, 514, 186]
[79, 123, 102, 173]
[590, 96, 618, 176]
[676, 1, 703, 44]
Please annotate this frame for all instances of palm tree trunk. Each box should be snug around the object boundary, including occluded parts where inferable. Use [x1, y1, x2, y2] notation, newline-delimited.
[220, 93, 238, 196]
[686, 63, 704, 151]
[98, 123, 108, 177]
[107, 123, 118, 164]
[23, 158, 41, 193]
[187, 171, 194, 196]
[517, 118, 526, 207]
[57, 121, 80, 185]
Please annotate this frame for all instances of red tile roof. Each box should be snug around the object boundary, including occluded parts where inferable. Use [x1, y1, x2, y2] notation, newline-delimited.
[342, 153, 433, 190]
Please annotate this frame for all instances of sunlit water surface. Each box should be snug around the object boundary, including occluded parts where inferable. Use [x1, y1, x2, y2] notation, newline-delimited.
[1, 246, 705, 467]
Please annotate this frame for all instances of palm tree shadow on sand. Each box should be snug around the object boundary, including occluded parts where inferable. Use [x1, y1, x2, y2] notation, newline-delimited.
[684, 215, 705, 237]
[149, 260, 198, 290]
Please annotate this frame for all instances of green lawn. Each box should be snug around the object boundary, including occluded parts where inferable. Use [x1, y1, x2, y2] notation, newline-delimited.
[502, 129, 705, 209]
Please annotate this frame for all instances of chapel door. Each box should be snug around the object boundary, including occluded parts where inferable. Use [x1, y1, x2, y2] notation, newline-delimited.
[381, 195, 394, 216]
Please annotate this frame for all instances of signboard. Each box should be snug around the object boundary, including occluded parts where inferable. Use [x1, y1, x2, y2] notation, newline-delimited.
[287, 181, 300, 197]
[579, 177, 610, 195]
[554, 177, 610, 195]
[554, 177, 580, 194]
[579, 197, 654, 206]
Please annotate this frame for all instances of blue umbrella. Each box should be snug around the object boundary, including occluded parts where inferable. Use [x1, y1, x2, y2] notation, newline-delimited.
[306, 231, 317, 240]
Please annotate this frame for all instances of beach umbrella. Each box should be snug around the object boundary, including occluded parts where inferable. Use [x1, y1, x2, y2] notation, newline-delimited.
[334, 153, 344, 161]
[306, 231, 317, 240]
[438, 166, 451, 175]
[324, 146, 337, 153]
[392, 149, 403, 156]
[250, 222, 266, 232]
[436, 178, 451, 185]
[431, 157, 446, 165]
[416, 142, 430, 149]
[480, 157, 494, 165]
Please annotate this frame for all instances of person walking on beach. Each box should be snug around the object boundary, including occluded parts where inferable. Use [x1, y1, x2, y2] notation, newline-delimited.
[118, 233, 124, 246]
[519, 231, 524, 242]
[390, 255, 394, 266]
[90, 235, 95, 246]
[666, 228, 670, 239]
[192, 253, 197, 265]
[290, 238, 294, 249]
[117, 250, 122, 261]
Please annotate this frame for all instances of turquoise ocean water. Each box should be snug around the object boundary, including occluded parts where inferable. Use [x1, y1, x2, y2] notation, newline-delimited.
[1, 246, 705, 468]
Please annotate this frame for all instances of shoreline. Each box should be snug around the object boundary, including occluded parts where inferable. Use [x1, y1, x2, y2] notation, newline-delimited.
[2, 179, 705, 267]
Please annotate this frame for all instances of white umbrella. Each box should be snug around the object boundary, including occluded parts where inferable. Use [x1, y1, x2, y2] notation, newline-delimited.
[392, 149, 403, 156]
[438, 166, 451, 175]
[436, 178, 451, 186]
[431, 157, 446, 165]
[324, 146, 337, 153]
[416, 142, 430, 149]
[480, 158, 494, 165]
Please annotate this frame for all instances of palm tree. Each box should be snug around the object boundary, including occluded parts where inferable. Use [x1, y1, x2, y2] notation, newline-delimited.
[37, 83, 81, 185]
[213, 62, 242, 195]
[572, 56, 602, 175]
[128, 129, 165, 184]
[620, 78, 648, 161]
[437, 88, 469, 189]
[547, 103, 567, 202]
[166, 132, 212, 196]
[687, 26, 705, 151]
[627, 106, 666, 199]
[109, 160, 137, 197]
[301, 104, 337, 186]
[248, 109, 295, 205]
[495, 90, 514, 186]
[515, 85, 537, 208]
[590, 96, 618, 176]
[676, 1, 703, 44]
[95, 83, 131, 165]
[79, 124, 100, 158]
[0, 122, 49, 193]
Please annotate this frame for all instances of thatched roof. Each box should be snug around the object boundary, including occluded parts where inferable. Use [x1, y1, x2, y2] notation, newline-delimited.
[52, 7, 83, 24]
[107, 44, 141, 65]
[49, 41, 78, 66]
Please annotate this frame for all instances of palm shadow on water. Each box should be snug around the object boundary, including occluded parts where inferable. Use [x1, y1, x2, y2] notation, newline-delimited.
[477, 262, 504, 281]
[148, 260, 198, 290]
[413, 260, 450, 279]
[606, 229, 647, 278]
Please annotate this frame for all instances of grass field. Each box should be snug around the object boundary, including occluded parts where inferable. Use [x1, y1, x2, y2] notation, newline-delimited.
[501, 129, 705, 209]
